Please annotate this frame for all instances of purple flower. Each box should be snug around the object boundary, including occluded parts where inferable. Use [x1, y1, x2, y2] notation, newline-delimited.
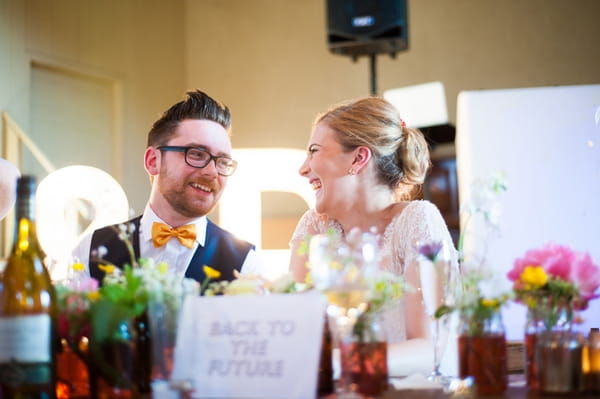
[418, 242, 444, 262]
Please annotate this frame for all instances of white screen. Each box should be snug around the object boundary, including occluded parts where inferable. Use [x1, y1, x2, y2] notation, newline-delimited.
[456, 84, 600, 339]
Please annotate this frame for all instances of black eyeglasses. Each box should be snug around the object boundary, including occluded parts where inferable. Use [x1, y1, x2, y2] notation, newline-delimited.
[157, 146, 238, 176]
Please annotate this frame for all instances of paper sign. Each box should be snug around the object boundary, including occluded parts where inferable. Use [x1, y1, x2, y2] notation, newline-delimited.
[171, 292, 327, 399]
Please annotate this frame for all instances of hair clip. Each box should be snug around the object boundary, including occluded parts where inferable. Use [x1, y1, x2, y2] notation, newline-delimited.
[400, 119, 407, 128]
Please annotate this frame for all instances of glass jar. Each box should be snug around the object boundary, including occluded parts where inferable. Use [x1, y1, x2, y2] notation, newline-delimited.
[89, 316, 138, 399]
[342, 312, 388, 397]
[458, 310, 507, 395]
[56, 337, 90, 399]
[535, 330, 584, 394]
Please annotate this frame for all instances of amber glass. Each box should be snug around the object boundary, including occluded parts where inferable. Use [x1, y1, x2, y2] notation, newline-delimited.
[585, 328, 600, 393]
[317, 319, 334, 395]
[458, 310, 507, 395]
[56, 338, 89, 399]
[0, 176, 57, 398]
[458, 334, 507, 395]
[524, 307, 544, 391]
[343, 341, 388, 396]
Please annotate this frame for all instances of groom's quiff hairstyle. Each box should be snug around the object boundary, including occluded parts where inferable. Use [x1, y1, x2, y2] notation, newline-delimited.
[147, 89, 231, 147]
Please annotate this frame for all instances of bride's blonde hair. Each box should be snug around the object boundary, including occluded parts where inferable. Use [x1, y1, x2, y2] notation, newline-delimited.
[315, 96, 431, 199]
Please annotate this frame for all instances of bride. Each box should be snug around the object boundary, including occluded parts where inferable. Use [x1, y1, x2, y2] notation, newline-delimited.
[288, 96, 458, 377]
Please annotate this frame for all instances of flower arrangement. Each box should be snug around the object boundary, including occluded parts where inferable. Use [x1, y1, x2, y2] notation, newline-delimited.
[55, 222, 203, 391]
[435, 172, 510, 334]
[204, 270, 303, 296]
[300, 229, 406, 342]
[352, 271, 405, 342]
[55, 263, 100, 345]
[507, 242, 600, 331]
[437, 268, 510, 335]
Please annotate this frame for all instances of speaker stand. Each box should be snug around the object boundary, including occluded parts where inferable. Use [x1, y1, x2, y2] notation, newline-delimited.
[369, 54, 377, 95]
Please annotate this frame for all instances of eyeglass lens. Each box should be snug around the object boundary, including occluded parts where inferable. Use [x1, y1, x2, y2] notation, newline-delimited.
[186, 148, 235, 175]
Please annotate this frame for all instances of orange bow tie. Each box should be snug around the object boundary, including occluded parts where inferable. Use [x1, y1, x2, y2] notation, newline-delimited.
[151, 222, 197, 249]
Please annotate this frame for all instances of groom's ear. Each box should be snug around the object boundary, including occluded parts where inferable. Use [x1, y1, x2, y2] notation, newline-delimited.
[144, 146, 161, 177]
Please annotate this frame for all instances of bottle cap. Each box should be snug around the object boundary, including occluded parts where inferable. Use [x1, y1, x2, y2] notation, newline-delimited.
[17, 175, 36, 195]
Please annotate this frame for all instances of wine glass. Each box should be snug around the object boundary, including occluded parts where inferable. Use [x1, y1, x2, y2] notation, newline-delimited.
[309, 230, 378, 399]
[416, 240, 456, 385]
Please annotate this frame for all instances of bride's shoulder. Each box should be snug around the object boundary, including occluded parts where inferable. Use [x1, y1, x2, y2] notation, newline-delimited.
[392, 199, 437, 214]
[391, 200, 441, 222]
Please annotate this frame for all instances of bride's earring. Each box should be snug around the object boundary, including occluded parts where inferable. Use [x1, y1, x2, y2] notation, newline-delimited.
[348, 168, 356, 175]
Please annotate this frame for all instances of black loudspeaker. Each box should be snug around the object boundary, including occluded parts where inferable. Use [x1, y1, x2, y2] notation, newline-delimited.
[326, 0, 408, 57]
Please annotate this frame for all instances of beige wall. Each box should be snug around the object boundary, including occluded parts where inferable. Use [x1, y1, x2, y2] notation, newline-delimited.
[186, 0, 600, 152]
[1, 0, 186, 214]
[1, 0, 600, 252]
[185, 0, 600, 247]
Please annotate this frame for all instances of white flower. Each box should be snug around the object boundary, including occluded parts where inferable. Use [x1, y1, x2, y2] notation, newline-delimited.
[461, 172, 507, 231]
[268, 272, 297, 293]
[224, 278, 263, 295]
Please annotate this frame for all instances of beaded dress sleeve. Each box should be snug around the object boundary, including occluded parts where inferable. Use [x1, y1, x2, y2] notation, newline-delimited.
[379, 200, 457, 343]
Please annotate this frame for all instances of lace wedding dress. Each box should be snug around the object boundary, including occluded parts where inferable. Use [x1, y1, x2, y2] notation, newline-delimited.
[290, 200, 456, 343]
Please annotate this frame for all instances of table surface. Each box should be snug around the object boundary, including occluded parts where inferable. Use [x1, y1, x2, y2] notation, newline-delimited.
[377, 375, 599, 399]
[317, 375, 599, 399]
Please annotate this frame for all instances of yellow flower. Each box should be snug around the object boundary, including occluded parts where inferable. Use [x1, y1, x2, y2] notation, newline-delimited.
[525, 297, 537, 309]
[481, 298, 499, 308]
[304, 271, 313, 286]
[71, 262, 85, 272]
[87, 291, 101, 302]
[203, 265, 221, 279]
[98, 264, 115, 274]
[330, 261, 342, 270]
[158, 261, 169, 275]
[520, 265, 548, 289]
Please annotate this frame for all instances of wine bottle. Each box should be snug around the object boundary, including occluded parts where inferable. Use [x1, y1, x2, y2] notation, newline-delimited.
[0, 175, 56, 398]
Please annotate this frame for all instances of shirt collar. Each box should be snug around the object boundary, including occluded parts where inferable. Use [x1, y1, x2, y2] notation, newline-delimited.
[140, 203, 207, 247]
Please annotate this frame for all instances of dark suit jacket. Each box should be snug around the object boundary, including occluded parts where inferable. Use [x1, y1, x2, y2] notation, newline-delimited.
[89, 216, 255, 284]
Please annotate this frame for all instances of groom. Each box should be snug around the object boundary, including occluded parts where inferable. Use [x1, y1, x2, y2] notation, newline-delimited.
[73, 90, 257, 284]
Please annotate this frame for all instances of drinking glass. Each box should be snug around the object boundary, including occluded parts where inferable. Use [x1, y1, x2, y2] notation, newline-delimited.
[309, 230, 378, 398]
[416, 240, 456, 385]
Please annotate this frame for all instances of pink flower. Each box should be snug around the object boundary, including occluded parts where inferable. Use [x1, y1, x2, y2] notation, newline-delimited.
[541, 243, 576, 280]
[570, 252, 600, 300]
[509, 242, 600, 304]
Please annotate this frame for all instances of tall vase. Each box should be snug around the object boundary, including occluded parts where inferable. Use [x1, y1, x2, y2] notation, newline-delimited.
[342, 313, 388, 397]
[458, 310, 507, 395]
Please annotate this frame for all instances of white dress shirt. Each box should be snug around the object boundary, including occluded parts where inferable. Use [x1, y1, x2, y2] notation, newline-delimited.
[72, 203, 260, 277]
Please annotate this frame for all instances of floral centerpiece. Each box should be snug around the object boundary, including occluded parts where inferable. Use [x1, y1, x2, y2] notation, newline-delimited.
[299, 229, 405, 397]
[436, 172, 510, 331]
[507, 242, 600, 331]
[54, 223, 201, 397]
[352, 271, 404, 342]
[433, 172, 509, 395]
[509, 243, 600, 393]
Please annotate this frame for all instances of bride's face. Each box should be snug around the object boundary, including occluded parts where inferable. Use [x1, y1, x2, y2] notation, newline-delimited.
[298, 122, 355, 215]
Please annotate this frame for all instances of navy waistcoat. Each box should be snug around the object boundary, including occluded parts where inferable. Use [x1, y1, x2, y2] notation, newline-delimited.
[89, 216, 255, 285]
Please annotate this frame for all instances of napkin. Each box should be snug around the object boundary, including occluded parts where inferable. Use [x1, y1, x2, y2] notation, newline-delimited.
[389, 374, 443, 390]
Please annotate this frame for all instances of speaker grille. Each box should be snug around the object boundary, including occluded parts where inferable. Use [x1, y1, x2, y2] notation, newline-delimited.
[326, 0, 408, 56]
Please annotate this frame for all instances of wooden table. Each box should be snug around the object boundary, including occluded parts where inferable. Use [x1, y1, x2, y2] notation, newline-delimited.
[374, 375, 599, 399]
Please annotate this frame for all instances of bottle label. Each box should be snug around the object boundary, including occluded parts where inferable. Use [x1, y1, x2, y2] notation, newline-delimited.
[0, 315, 51, 363]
